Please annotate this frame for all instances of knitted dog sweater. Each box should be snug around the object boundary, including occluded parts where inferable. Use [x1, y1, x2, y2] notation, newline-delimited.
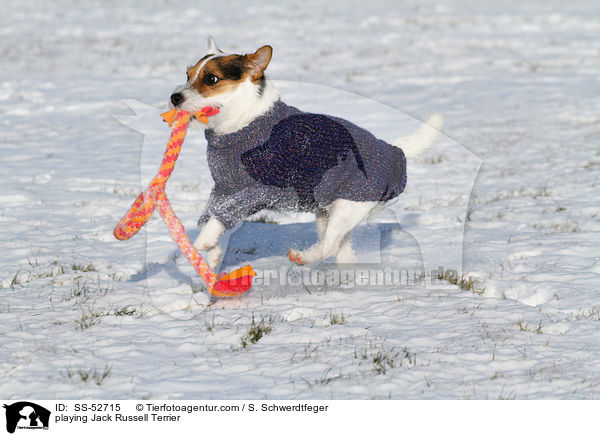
[200, 101, 406, 229]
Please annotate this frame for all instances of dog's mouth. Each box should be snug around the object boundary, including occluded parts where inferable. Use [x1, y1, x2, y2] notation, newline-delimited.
[160, 105, 220, 127]
[192, 105, 220, 123]
[168, 89, 221, 118]
[198, 105, 220, 117]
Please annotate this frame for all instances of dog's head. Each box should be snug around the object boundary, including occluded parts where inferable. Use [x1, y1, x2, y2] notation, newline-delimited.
[169, 37, 277, 135]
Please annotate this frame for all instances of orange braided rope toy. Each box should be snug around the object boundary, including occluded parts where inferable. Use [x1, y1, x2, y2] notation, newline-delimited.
[114, 108, 255, 298]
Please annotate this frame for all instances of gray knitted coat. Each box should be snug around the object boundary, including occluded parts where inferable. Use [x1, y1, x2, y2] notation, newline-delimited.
[199, 101, 406, 229]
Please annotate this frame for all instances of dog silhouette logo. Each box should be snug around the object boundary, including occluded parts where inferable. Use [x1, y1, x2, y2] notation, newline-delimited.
[3, 402, 50, 433]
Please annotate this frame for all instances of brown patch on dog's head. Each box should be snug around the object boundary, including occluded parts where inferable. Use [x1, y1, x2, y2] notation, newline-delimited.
[187, 46, 273, 97]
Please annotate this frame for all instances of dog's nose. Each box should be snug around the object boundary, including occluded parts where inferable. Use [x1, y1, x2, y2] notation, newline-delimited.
[170, 92, 184, 107]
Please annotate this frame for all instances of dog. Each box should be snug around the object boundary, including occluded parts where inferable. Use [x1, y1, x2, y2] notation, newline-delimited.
[169, 37, 442, 269]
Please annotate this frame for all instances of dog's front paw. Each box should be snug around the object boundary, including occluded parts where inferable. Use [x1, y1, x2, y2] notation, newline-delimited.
[207, 246, 223, 270]
[193, 218, 225, 251]
[194, 235, 217, 251]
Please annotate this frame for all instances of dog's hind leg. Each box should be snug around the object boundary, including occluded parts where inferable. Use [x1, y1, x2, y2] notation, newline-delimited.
[316, 208, 328, 239]
[288, 199, 376, 265]
[318, 207, 355, 263]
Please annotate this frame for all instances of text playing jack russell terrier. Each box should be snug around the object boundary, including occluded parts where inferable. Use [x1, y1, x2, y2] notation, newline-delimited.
[168, 37, 443, 269]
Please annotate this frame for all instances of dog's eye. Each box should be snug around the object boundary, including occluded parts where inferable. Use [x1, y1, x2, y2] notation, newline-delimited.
[204, 74, 219, 85]
[186, 71, 190, 81]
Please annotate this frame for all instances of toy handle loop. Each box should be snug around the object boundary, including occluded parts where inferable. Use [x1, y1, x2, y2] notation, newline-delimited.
[113, 110, 254, 297]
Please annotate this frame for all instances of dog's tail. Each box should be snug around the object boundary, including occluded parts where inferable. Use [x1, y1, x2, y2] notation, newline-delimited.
[393, 114, 444, 159]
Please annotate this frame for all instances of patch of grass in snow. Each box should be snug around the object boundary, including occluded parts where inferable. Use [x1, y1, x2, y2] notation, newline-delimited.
[203, 312, 217, 333]
[290, 342, 321, 364]
[3, 260, 101, 289]
[67, 364, 112, 385]
[63, 277, 111, 301]
[481, 185, 552, 205]
[312, 367, 346, 386]
[532, 221, 581, 233]
[74, 305, 140, 330]
[240, 315, 273, 348]
[355, 344, 416, 375]
[465, 206, 475, 222]
[327, 311, 346, 326]
[35, 260, 96, 280]
[516, 319, 543, 334]
[71, 263, 97, 272]
[75, 309, 105, 330]
[570, 307, 600, 321]
[69, 278, 92, 300]
[112, 305, 137, 316]
[527, 364, 564, 383]
[112, 185, 140, 197]
[456, 305, 481, 315]
[432, 270, 484, 294]
[8, 270, 23, 288]
[497, 389, 517, 400]
[423, 154, 447, 165]
[28, 261, 68, 280]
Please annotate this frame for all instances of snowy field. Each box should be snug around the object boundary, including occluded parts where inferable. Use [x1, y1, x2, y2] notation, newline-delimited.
[1, 0, 599, 399]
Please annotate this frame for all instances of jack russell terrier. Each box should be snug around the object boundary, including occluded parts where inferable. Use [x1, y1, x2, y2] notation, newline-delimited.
[169, 37, 442, 269]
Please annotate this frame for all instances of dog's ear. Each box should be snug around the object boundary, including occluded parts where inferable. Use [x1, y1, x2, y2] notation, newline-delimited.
[207, 36, 222, 55]
[247, 45, 272, 78]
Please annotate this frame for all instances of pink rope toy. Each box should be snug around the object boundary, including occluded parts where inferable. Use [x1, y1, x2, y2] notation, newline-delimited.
[114, 108, 256, 298]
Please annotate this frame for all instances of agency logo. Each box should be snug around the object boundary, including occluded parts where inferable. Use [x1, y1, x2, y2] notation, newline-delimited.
[3, 402, 50, 434]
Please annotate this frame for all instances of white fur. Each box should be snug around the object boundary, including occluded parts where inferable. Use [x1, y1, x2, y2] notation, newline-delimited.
[394, 113, 444, 159]
[194, 217, 225, 250]
[207, 36, 222, 55]
[288, 199, 377, 265]
[193, 217, 225, 269]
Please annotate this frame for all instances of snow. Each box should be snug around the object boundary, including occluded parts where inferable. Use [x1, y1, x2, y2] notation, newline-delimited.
[1, 0, 599, 399]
